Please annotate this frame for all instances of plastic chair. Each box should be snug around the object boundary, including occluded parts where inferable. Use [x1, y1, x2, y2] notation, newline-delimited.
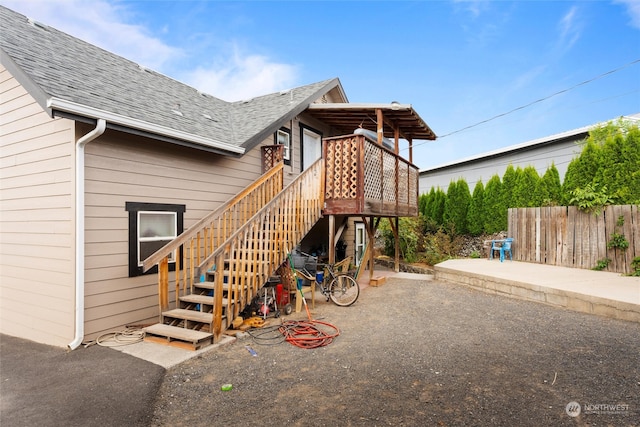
[489, 240, 502, 260]
[500, 238, 514, 262]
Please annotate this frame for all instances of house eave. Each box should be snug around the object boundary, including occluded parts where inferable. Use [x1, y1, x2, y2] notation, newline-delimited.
[1, 47, 52, 115]
[240, 78, 344, 150]
[48, 97, 245, 155]
[307, 102, 437, 141]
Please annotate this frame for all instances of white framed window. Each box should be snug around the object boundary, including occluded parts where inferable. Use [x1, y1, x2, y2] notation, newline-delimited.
[355, 222, 366, 266]
[276, 128, 291, 164]
[137, 211, 177, 266]
[126, 202, 185, 276]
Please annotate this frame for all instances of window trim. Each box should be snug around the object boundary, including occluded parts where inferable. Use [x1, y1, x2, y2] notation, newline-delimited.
[125, 202, 185, 277]
[354, 221, 366, 266]
[276, 128, 291, 165]
[299, 123, 323, 172]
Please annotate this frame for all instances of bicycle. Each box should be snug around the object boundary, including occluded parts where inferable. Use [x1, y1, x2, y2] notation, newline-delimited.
[289, 252, 360, 307]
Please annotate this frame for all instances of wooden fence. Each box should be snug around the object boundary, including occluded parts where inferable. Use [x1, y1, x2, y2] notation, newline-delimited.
[508, 205, 639, 274]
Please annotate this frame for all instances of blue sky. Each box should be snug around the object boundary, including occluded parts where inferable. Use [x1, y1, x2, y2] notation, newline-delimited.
[2, 0, 639, 169]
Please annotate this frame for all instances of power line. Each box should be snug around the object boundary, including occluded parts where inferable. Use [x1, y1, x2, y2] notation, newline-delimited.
[428, 58, 640, 141]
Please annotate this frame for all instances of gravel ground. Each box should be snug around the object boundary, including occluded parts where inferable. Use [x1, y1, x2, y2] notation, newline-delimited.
[151, 277, 640, 426]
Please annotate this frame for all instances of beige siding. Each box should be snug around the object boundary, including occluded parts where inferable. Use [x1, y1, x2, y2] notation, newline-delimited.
[1, 67, 337, 345]
[82, 128, 267, 339]
[82, 114, 335, 339]
[0, 65, 76, 347]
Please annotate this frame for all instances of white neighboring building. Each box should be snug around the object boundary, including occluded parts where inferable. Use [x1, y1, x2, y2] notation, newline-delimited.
[419, 113, 640, 193]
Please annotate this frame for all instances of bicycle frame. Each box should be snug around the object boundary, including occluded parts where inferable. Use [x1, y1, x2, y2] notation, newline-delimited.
[290, 251, 359, 307]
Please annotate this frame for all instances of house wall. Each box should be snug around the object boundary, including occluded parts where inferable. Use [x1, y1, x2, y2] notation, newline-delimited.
[0, 67, 351, 346]
[419, 138, 583, 194]
[0, 65, 77, 346]
[82, 112, 334, 340]
[82, 126, 270, 339]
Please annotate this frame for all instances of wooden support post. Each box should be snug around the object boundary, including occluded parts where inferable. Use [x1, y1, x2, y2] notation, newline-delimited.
[394, 126, 400, 155]
[408, 137, 413, 165]
[389, 217, 400, 273]
[213, 253, 224, 343]
[328, 214, 336, 264]
[367, 216, 376, 281]
[376, 109, 384, 146]
[159, 256, 169, 313]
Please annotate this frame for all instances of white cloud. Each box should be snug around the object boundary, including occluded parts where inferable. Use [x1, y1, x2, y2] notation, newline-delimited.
[557, 6, 582, 51]
[1, 0, 298, 99]
[452, 0, 490, 18]
[615, 0, 640, 29]
[182, 48, 299, 101]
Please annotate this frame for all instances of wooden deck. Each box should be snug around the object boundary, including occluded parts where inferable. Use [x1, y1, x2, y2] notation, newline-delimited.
[323, 134, 419, 218]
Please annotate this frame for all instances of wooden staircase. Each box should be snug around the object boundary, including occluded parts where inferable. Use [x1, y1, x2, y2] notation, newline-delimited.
[143, 272, 237, 350]
[141, 159, 324, 350]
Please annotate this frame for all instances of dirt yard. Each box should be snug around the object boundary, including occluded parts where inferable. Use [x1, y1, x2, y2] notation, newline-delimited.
[150, 277, 639, 426]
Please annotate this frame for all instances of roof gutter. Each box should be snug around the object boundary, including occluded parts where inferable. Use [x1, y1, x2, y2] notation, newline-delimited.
[68, 118, 106, 350]
[47, 97, 244, 155]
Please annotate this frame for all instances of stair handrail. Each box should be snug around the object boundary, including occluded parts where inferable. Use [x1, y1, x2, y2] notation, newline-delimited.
[142, 162, 285, 272]
[198, 158, 325, 341]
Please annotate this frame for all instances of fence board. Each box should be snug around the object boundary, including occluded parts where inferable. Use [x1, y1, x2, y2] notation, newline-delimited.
[557, 206, 567, 266]
[507, 204, 637, 274]
[633, 205, 640, 261]
[588, 212, 598, 269]
[620, 204, 633, 275]
[525, 208, 534, 262]
[596, 209, 607, 269]
[567, 206, 577, 267]
[604, 206, 618, 273]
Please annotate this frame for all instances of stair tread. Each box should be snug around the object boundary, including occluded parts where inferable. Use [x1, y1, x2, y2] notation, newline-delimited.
[144, 324, 212, 341]
[180, 294, 229, 305]
[195, 282, 249, 291]
[162, 308, 214, 323]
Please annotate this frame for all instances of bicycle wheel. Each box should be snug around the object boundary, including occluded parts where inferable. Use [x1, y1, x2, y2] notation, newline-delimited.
[328, 274, 359, 306]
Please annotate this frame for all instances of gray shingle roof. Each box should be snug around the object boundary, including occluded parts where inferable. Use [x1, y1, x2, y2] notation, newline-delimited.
[0, 5, 340, 155]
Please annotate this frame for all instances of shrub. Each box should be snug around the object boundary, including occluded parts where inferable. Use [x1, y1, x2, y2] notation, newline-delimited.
[568, 183, 614, 214]
[467, 181, 485, 236]
[443, 179, 471, 234]
[630, 257, 640, 277]
[379, 217, 420, 263]
[421, 228, 464, 265]
[592, 258, 611, 271]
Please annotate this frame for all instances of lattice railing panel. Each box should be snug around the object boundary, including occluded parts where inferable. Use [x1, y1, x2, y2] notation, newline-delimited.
[382, 151, 397, 203]
[325, 136, 359, 200]
[323, 134, 419, 216]
[398, 162, 409, 205]
[261, 145, 284, 173]
[363, 141, 382, 200]
[408, 167, 418, 207]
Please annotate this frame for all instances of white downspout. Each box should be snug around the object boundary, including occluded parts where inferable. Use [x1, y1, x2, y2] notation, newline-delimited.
[68, 119, 106, 350]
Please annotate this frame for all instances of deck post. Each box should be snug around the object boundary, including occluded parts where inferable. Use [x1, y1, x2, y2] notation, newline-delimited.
[328, 214, 336, 264]
[390, 217, 400, 272]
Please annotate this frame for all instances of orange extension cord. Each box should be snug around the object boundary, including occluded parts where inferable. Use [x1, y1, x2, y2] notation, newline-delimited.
[280, 259, 339, 348]
[278, 320, 340, 349]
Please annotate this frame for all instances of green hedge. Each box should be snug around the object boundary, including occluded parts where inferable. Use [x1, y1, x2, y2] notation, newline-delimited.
[421, 120, 640, 235]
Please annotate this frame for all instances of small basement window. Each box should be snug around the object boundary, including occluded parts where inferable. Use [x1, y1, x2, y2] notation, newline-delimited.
[126, 202, 185, 276]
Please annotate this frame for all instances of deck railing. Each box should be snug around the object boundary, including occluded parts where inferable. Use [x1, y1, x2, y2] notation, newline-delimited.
[323, 134, 419, 217]
[196, 159, 324, 340]
[142, 162, 285, 309]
